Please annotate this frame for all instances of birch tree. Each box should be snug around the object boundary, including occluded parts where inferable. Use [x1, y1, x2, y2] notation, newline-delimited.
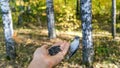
[80, 0, 94, 67]
[112, 0, 116, 39]
[46, 0, 56, 39]
[0, 0, 16, 59]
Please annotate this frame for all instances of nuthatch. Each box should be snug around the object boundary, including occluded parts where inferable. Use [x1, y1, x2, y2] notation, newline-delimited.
[67, 36, 80, 59]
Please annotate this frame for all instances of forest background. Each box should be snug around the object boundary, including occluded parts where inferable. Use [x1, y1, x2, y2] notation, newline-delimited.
[0, 0, 120, 68]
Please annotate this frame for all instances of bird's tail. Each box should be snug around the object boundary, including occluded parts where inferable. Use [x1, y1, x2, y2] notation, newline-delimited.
[66, 55, 70, 60]
[66, 53, 73, 60]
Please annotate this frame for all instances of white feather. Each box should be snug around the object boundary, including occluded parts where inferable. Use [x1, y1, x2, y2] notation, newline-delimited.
[66, 36, 80, 59]
[70, 39, 79, 52]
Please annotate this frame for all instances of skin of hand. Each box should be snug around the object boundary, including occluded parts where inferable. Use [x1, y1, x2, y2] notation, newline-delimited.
[28, 41, 69, 68]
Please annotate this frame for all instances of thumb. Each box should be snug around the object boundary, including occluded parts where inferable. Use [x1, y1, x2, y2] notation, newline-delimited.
[51, 52, 64, 64]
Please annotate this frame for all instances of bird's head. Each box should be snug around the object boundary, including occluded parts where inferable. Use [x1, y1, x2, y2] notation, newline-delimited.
[74, 36, 80, 40]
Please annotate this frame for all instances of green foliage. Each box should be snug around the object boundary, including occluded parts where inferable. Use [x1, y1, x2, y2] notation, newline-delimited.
[55, 6, 80, 31]
[54, 0, 80, 31]
[116, 23, 120, 32]
[94, 36, 120, 62]
[9, 0, 47, 27]
[7, 0, 120, 31]
[92, 0, 111, 15]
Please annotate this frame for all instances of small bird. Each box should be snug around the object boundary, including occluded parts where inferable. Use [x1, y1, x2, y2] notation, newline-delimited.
[67, 36, 80, 59]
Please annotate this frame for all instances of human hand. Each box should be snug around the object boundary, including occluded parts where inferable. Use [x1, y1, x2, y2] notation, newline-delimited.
[28, 41, 69, 68]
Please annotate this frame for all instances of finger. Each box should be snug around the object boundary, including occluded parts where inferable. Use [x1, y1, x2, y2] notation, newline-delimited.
[52, 41, 63, 46]
[62, 43, 70, 55]
[60, 41, 66, 49]
[49, 42, 69, 65]
[41, 45, 49, 54]
[41, 45, 49, 49]
[61, 42, 70, 56]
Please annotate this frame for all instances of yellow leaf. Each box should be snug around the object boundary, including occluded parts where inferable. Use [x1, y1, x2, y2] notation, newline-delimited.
[42, 13, 46, 16]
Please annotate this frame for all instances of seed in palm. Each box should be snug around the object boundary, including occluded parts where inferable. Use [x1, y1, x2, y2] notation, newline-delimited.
[48, 46, 61, 56]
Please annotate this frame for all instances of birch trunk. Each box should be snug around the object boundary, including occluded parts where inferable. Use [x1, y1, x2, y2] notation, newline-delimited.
[80, 0, 94, 67]
[0, 0, 16, 59]
[46, 0, 56, 39]
[112, 0, 116, 39]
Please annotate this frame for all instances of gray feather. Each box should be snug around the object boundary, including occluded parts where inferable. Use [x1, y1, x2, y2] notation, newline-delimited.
[67, 36, 80, 59]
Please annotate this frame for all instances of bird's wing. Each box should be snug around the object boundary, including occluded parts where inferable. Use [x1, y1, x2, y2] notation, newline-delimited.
[70, 40, 79, 51]
[68, 45, 79, 59]
[68, 40, 80, 59]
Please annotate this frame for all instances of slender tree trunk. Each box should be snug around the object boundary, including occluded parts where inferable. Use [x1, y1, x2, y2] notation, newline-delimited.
[112, 0, 116, 39]
[80, 0, 94, 67]
[0, 0, 16, 59]
[46, 0, 56, 39]
[76, 0, 79, 15]
[17, 0, 25, 25]
[37, 15, 42, 26]
[119, 11, 120, 20]
[76, 0, 80, 19]
[18, 13, 23, 25]
[64, 0, 67, 5]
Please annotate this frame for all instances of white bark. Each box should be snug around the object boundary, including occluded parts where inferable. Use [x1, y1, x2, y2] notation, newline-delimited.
[46, 0, 56, 39]
[80, 0, 94, 67]
[0, 0, 16, 59]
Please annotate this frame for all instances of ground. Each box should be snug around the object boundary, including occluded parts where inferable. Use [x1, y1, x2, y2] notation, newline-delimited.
[0, 27, 120, 68]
